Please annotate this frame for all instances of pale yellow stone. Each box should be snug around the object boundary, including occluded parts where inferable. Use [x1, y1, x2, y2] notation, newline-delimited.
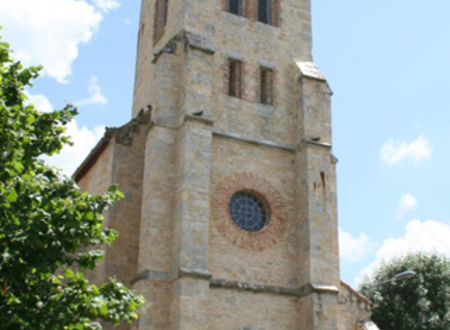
[75, 0, 376, 329]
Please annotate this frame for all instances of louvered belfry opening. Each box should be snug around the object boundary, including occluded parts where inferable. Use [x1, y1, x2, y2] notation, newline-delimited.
[229, 59, 243, 98]
[227, 0, 242, 15]
[258, 0, 271, 24]
[260, 67, 274, 106]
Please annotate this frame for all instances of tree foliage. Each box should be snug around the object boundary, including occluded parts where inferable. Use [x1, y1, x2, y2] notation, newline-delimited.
[0, 32, 145, 329]
[360, 253, 450, 330]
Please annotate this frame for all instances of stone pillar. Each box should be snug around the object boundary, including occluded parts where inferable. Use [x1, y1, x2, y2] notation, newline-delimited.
[171, 117, 213, 330]
[179, 31, 215, 118]
[134, 124, 178, 330]
[295, 62, 340, 330]
[170, 32, 215, 330]
[152, 39, 183, 127]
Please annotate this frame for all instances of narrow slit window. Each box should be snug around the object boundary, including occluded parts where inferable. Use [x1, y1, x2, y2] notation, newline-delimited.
[227, 0, 242, 16]
[154, 0, 169, 41]
[258, 0, 271, 24]
[260, 67, 274, 106]
[163, 0, 169, 26]
[229, 60, 243, 98]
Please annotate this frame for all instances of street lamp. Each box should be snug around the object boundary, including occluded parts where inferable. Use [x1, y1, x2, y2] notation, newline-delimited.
[374, 270, 416, 286]
[361, 270, 417, 329]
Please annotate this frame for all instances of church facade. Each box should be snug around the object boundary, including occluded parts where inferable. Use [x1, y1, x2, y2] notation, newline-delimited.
[74, 0, 376, 329]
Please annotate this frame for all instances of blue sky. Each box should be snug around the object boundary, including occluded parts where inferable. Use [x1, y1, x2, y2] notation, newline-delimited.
[1, 0, 450, 286]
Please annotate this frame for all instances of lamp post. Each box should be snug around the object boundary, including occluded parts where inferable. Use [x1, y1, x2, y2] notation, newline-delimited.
[360, 270, 417, 330]
[374, 270, 416, 286]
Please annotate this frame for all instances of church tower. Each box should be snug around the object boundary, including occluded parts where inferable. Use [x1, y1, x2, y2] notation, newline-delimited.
[75, 0, 374, 329]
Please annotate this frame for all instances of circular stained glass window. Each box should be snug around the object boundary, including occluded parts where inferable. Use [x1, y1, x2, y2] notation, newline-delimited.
[229, 192, 268, 232]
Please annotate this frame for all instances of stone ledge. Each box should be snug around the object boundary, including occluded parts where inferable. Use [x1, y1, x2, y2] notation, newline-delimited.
[213, 129, 295, 152]
[179, 267, 212, 280]
[149, 112, 214, 131]
[131, 271, 340, 299]
[296, 61, 326, 81]
[310, 283, 340, 294]
[130, 268, 211, 285]
[210, 279, 339, 298]
[299, 138, 332, 150]
[185, 114, 215, 125]
[296, 61, 333, 95]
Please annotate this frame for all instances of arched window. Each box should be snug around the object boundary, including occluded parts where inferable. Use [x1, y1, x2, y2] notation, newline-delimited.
[227, 0, 242, 16]
[258, 0, 271, 24]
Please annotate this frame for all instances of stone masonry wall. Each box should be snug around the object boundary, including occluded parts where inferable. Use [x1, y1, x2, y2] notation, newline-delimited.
[77, 143, 113, 195]
[132, 0, 312, 127]
[77, 143, 114, 285]
[209, 136, 299, 287]
[105, 124, 147, 288]
[133, 125, 178, 330]
[73, 0, 380, 329]
[338, 282, 372, 330]
[209, 289, 300, 330]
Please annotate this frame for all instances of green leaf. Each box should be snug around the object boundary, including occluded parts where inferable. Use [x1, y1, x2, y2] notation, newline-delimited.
[13, 160, 24, 173]
[6, 189, 18, 202]
[99, 303, 108, 317]
[26, 114, 35, 124]
[0, 33, 145, 330]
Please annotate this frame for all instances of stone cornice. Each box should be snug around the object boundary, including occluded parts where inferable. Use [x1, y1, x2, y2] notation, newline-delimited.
[210, 279, 339, 298]
[131, 270, 342, 299]
[296, 61, 326, 81]
[185, 113, 215, 125]
[213, 129, 295, 152]
[299, 138, 332, 151]
[130, 268, 212, 285]
[179, 267, 212, 280]
[295, 61, 333, 95]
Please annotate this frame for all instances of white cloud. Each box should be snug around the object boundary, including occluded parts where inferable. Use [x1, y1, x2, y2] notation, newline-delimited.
[76, 77, 108, 106]
[359, 219, 450, 282]
[380, 135, 431, 166]
[0, 0, 104, 83]
[45, 120, 105, 176]
[396, 193, 418, 219]
[22, 91, 104, 176]
[339, 228, 376, 262]
[93, 0, 120, 13]
[25, 92, 53, 113]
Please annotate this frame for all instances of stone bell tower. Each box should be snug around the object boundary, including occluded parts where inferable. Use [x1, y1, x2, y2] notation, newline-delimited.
[75, 0, 375, 329]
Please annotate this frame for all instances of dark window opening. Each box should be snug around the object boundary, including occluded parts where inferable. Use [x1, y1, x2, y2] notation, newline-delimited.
[229, 192, 268, 232]
[260, 67, 274, 106]
[163, 0, 169, 26]
[258, 0, 271, 24]
[229, 60, 243, 98]
[154, 0, 169, 41]
[227, 0, 242, 16]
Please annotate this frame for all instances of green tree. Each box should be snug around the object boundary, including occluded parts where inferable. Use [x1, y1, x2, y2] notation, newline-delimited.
[360, 253, 450, 330]
[0, 33, 144, 329]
